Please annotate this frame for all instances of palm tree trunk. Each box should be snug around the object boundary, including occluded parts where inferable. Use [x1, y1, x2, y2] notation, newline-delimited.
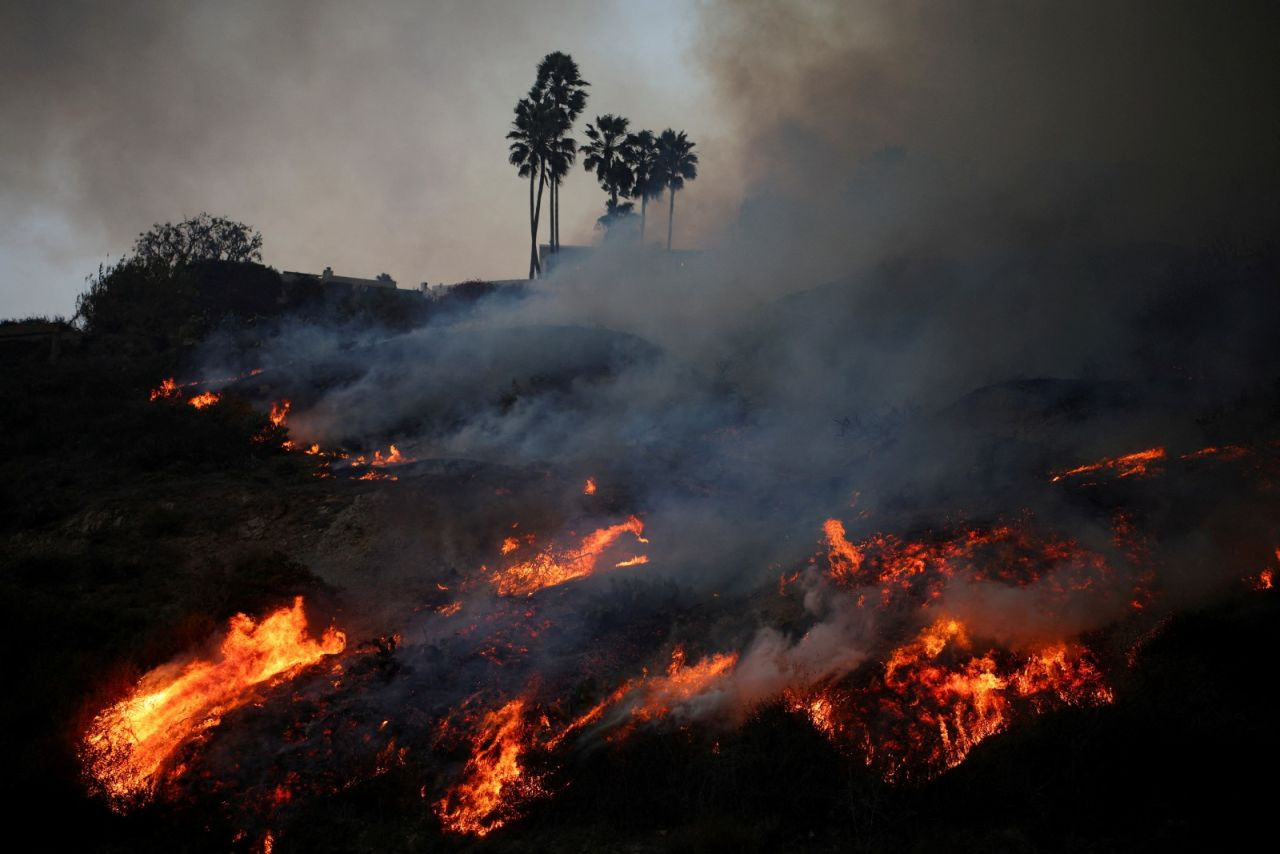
[640, 196, 647, 244]
[528, 170, 537, 279]
[533, 169, 546, 277]
[667, 188, 675, 251]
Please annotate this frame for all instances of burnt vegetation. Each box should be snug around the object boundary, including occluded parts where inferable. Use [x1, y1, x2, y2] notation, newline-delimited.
[4, 211, 1280, 852]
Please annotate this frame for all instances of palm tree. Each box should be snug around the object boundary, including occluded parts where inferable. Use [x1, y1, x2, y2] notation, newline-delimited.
[534, 53, 588, 252]
[625, 130, 661, 244]
[654, 129, 698, 251]
[582, 114, 634, 219]
[508, 93, 559, 278]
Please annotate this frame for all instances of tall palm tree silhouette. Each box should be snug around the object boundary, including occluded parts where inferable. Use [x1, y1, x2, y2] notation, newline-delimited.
[533, 53, 588, 253]
[654, 129, 698, 251]
[508, 93, 559, 278]
[626, 130, 661, 244]
[582, 114, 635, 219]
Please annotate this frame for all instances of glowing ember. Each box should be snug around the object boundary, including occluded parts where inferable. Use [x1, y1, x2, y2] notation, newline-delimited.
[1181, 445, 1250, 461]
[1251, 567, 1274, 591]
[435, 698, 545, 836]
[583, 478, 597, 495]
[1050, 447, 1165, 482]
[614, 555, 650, 568]
[821, 518, 1113, 607]
[437, 601, 463, 616]
[82, 597, 345, 808]
[187, 391, 220, 409]
[490, 516, 648, 596]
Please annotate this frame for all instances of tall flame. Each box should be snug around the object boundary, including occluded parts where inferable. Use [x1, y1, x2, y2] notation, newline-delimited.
[82, 597, 345, 807]
[434, 698, 543, 836]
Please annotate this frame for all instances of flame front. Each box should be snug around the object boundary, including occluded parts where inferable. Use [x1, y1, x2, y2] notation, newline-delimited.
[435, 698, 543, 836]
[795, 617, 1111, 782]
[490, 516, 648, 596]
[1050, 447, 1165, 481]
[82, 597, 345, 808]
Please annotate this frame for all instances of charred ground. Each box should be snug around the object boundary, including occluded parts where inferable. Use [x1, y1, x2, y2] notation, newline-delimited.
[4, 254, 1280, 851]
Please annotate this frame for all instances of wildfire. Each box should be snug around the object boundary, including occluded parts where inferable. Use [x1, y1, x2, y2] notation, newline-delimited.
[820, 517, 1112, 606]
[1050, 447, 1166, 482]
[802, 617, 1112, 781]
[435, 698, 545, 837]
[82, 597, 345, 807]
[1250, 567, 1274, 591]
[149, 378, 180, 401]
[268, 399, 291, 428]
[630, 647, 739, 721]
[490, 516, 649, 596]
[349, 444, 414, 468]
[583, 478, 597, 495]
[823, 518, 864, 583]
[187, 391, 221, 409]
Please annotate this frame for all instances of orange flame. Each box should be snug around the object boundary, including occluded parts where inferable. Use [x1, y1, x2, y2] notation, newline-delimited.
[823, 518, 864, 584]
[805, 617, 1112, 781]
[149, 378, 180, 401]
[629, 648, 739, 721]
[82, 597, 345, 807]
[435, 698, 544, 836]
[583, 478, 597, 495]
[1051, 447, 1165, 482]
[187, 391, 221, 409]
[268, 399, 291, 428]
[490, 516, 648, 596]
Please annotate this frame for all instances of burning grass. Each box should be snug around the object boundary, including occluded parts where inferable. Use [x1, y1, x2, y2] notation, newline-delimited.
[82, 597, 345, 808]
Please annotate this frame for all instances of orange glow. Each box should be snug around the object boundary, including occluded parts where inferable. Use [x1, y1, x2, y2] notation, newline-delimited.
[355, 470, 398, 481]
[490, 516, 648, 596]
[435, 698, 544, 836]
[1251, 567, 1274, 591]
[82, 597, 345, 807]
[268, 399, 291, 428]
[823, 519, 864, 584]
[800, 618, 1111, 782]
[187, 391, 220, 409]
[437, 601, 463, 617]
[630, 649, 738, 721]
[583, 478, 597, 495]
[1180, 444, 1250, 461]
[614, 555, 650, 568]
[149, 378, 180, 401]
[1050, 447, 1165, 482]
[820, 518, 1112, 607]
[349, 444, 415, 468]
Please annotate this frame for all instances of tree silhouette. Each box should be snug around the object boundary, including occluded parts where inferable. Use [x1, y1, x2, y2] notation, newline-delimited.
[131, 214, 262, 270]
[625, 130, 662, 245]
[508, 93, 560, 278]
[654, 129, 698, 251]
[533, 53, 588, 253]
[582, 114, 635, 221]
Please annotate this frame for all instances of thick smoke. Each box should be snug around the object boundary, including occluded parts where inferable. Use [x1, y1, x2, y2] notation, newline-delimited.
[181, 0, 1280, 756]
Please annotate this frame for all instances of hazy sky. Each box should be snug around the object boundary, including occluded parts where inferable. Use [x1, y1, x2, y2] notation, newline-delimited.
[4, 1, 1277, 321]
[0, 0, 737, 318]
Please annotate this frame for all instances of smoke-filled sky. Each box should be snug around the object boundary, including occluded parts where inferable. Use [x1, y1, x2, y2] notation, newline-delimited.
[2, 0, 1277, 319]
[0, 0, 736, 318]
